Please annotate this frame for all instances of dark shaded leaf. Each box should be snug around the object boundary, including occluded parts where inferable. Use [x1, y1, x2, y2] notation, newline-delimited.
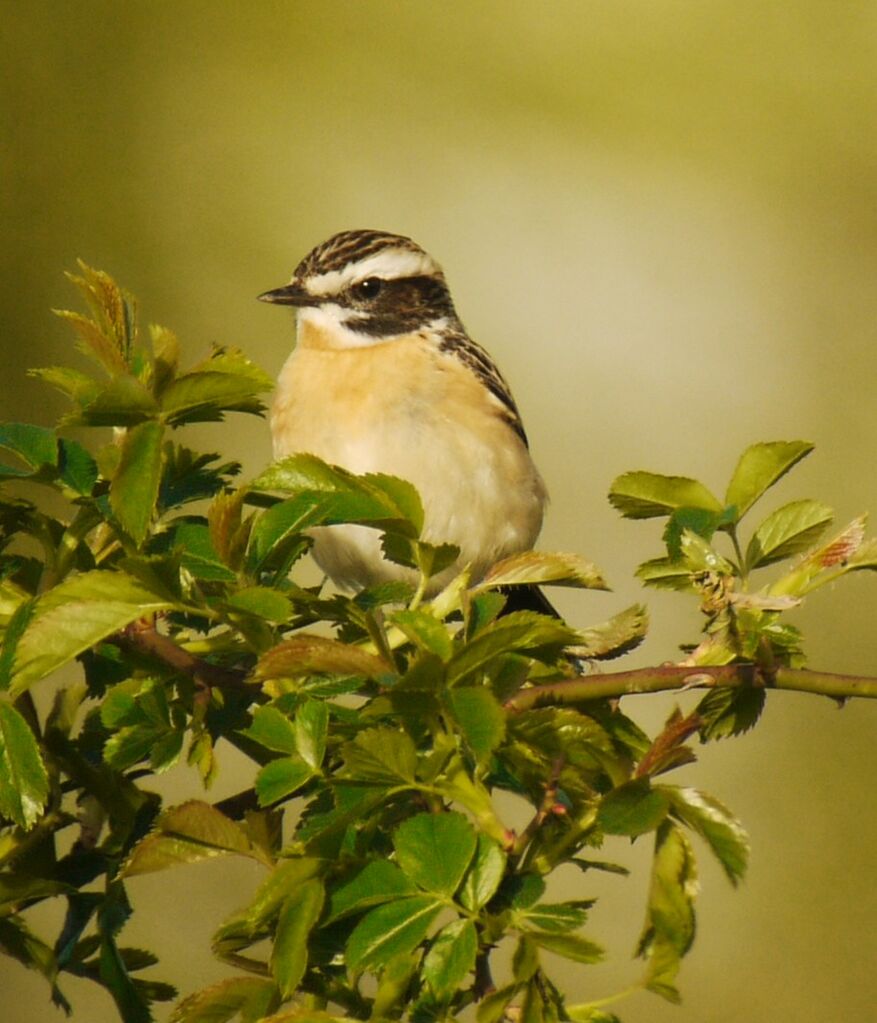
[327, 860, 416, 922]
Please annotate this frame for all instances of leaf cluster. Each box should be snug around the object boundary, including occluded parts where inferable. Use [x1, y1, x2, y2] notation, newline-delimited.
[0, 266, 869, 1023]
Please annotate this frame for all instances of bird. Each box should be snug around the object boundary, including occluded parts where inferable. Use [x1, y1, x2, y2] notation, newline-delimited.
[260, 229, 554, 612]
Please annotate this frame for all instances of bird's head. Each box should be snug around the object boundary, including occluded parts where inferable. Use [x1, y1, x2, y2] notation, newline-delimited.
[259, 229, 458, 348]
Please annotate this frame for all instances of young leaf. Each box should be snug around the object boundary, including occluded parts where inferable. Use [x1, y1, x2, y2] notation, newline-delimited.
[476, 551, 608, 591]
[10, 570, 174, 695]
[255, 756, 313, 806]
[724, 440, 813, 520]
[340, 728, 417, 784]
[169, 976, 278, 1023]
[345, 894, 443, 971]
[745, 499, 833, 570]
[257, 635, 391, 682]
[637, 821, 698, 1003]
[294, 699, 329, 770]
[0, 700, 49, 829]
[422, 918, 478, 999]
[597, 779, 670, 837]
[696, 686, 766, 740]
[121, 801, 269, 876]
[516, 902, 592, 934]
[446, 686, 506, 762]
[528, 931, 604, 964]
[393, 812, 478, 896]
[609, 472, 722, 519]
[447, 612, 580, 684]
[570, 603, 648, 660]
[110, 420, 165, 545]
[226, 587, 292, 624]
[326, 861, 416, 922]
[271, 879, 324, 999]
[240, 706, 297, 755]
[459, 834, 507, 911]
[664, 786, 749, 885]
[390, 608, 454, 660]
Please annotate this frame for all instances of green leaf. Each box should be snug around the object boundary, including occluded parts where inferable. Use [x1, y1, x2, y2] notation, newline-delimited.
[169, 521, 237, 582]
[724, 440, 814, 520]
[517, 902, 592, 934]
[528, 931, 604, 964]
[0, 598, 38, 691]
[477, 551, 608, 590]
[246, 494, 329, 572]
[0, 916, 68, 1012]
[226, 586, 292, 623]
[637, 821, 697, 1003]
[447, 612, 580, 684]
[169, 976, 278, 1023]
[390, 608, 454, 660]
[240, 706, 297, 755]
[121, 801, 268, 876]
[745, 499, 833, 569]
[257, 635, 390, 681]
[597, 779, 670, 837]
[10, 570, 173, 695]
[609, 472, 723, 519]
[566, 1007, 621, 1023]
[58, 437, 99, 494]
[0, 700, 49, 828]
[634, 557, 693, 590]
[160, 348, 273, 425]
[345, 894, 443, 971]
[327, 860, 417, 922]
[110, 420, 165, 545]
[340, 728, 417, 784]
[393, 811, 477, 896]
[72, 374, 159, 426]
[459, 834, 507, 911]
[0, 422, 58, 472]
[271, 879, 324, 999]
[295, 699, 329, 770]
[664, 786, 749, 885]
[255, 756, 313, 806]
[447, 686, 506, 762]
[570, 603, 649, 660]
[422, 918, 477, 999]
[696, 686, 766, 740]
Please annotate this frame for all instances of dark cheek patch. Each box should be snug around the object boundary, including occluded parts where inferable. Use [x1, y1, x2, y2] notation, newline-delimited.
[345, 277, 456, 336]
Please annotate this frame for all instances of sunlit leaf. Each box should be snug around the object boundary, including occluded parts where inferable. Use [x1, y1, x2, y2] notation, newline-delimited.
[447, 686, 506, 762]
[447, 612, 580, 684]
[345, 894, 443, 971]
[271, 879, 324, 998]
[390, 608, 454, 660]
[0, 701, 49, 829]
[746, 499, 833, 569]
[597, 779, 669, 836]
[570, 603, 648, 660]
[255, 756, 313, 806]
[459, 834, 507, 911]
[609, 472, 722, 519]
[257, 635, 390, 681]
[294, 699, 328, 770]
[477, 551, 608, 591]
[393, 811, 477, 896]
[226, 587, 292, 623]
[340, 728, 417, 784]
[239, 706, 297, 755]
[110, 420, 165, 545]
[528, 931, 604, 963]
[169, 976, 277, 1023]
[664, 786, 749, 885]
[326, 860, 416, 922]
[422, 918, 477, 998]
[724, 441, 813, 520]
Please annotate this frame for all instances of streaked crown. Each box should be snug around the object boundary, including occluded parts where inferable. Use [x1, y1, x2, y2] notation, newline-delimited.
[259, 229, 458, 339]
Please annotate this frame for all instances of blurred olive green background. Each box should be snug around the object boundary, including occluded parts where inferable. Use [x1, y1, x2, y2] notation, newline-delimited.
[3, 2, 877, 1020]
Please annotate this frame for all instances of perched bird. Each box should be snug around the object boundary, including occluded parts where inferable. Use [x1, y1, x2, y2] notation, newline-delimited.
[261, 229, 552, 609]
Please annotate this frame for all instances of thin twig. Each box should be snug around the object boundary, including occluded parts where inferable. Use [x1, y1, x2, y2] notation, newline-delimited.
[504, 663, 877, 712]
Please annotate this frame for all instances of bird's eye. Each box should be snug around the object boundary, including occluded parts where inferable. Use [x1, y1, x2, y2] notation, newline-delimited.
[354, 277, 383, 300]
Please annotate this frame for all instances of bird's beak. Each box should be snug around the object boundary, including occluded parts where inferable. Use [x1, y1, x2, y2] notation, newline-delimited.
[257, 282, 320, 306]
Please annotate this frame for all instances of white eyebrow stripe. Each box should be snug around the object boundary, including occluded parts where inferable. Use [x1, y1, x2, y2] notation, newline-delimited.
[303, 248, 440, 296]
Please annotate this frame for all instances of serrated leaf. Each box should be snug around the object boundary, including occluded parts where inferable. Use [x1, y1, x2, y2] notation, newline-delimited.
[294, 699, 328, 770]
[161, 369, 270, 425]
[637, 821, 698, 1003]
[746, 499, 833, 569]
[0, 423, 58, 472]
[529, 931, 604, 963]
[257, 635, 390, 681]
[240, 706, 297, 754]
[110, 420, 165, 545]
[71, 374, 159, 427]
[345, 894, 443, 971]
[422, 918, 477, 999]
[169, 521, 237, 582]
[664, 786, 749, 885]
[724, 441, 813, 520]
[0, 598, 38, 691]
[393, 811, 477, 896]
[609, 472, 723, 519]
[340, 728, 417, 784]
[169, 976, 277, 1023]
[695, 686, 766, 740]
[58, 438, 98, 494]
[0, 701, 49, 829]
[634, 557, 693, 590]
[10, 570, 174, 695]
[326, 860, 416, 922]
[477, 551, 608, 590]
[53, 307, 129, 375]
[390, 608, 454, 660]
[226, 587, 292, 624]
[271, 879, 324, 998]
[255, 756, 313, 806]
[459, 834, 507, 911]
[246, 494, 329, 572]
[517, 902, 592, 934]
[447, 612, 580, 684]
[597, 779, 669, 836]
[121, 801, 268, 876]
[447, 686, 506, 762]
[570, 603, 648, 660]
